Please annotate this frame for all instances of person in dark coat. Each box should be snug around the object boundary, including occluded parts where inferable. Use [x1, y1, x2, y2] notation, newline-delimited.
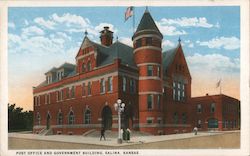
[100, 128, 106, 141]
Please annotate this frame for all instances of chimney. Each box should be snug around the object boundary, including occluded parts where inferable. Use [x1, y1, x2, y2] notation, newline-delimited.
[100, 26, 113, 46]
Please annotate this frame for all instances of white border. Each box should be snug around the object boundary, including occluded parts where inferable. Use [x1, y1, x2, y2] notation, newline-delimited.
[0, 0, 249, 156]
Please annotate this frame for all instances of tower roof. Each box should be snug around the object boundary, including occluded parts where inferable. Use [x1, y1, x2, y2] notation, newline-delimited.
[134, 10, 162, 38]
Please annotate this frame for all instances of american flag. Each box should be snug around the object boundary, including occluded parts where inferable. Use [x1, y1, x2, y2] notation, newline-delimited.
[216, 79, 221, 88]
[125, 6, 134, 21]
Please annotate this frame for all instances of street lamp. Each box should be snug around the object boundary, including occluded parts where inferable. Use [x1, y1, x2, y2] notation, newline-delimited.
[114, 99, 125, 144]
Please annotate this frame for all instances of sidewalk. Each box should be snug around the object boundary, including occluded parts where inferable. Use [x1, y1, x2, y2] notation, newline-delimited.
[8, 131, 238, 147]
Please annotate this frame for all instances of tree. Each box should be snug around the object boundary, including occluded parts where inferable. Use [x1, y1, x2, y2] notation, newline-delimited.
[8, 103, 33, 132]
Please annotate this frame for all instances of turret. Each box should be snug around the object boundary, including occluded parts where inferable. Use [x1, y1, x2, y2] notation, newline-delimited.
[132, 9, 164, 135]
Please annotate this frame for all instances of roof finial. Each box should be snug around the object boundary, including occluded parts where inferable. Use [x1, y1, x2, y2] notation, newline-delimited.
[84, 30, 88, 36]
[116, 36, 119, 42]
[178, 36, 181, 43]
[145, 6, 149, 12]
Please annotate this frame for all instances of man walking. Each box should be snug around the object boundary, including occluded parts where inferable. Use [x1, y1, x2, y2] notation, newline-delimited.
[100, 128, 106, 141]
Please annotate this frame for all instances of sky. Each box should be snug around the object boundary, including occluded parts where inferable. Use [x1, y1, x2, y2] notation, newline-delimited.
[8, 6, 240, 111]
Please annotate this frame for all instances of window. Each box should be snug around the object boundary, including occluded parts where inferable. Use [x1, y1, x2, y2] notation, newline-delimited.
[197, 120, 202, 128]
[38, 96, 40, 106]
[100, 79, 105, 93]
[57, 112, 63, 125]
[173, 112, 178, 124]
[87, 61, 91, 71]
[147, 94, 153, 110]
[56, 91, 59, 102]
[182, 113, 187, 124]
[157, 66, 160, 77]
[197, 104, 202, 113]
[82, 83, 85, 96]
[48, 94, 50, 104]
[37, 113, 41, 125]
[82, 63, 85, 73]
[84, 109, 91, 124]
[88, 82, 91, 95]
[157, 95, 161, 109]
[122, 77, 126, 92]
[211, 103, 215, 113]
[147, 65, 153, 76]
[129, 79, 136, 93]
[157, 117, 162, 124]
[147, 117, 153, 124]
[173, 81, 185, 101]
[68, 111, 74, 125]
[60, 90, 63, 101]
[107, 77, 113, 92]
[66, 88, 70, 99]
[71, 86, 75, 98]
[47, 75, 52, 84]
[136, 38, 142, 48]
[146, 37, 152, 46]
[208, 118, 218, 128]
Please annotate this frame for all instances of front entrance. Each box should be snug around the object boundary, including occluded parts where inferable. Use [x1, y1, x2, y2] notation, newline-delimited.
[46, 114, 51, 130]
[101, 106, 112, 130]
[208, 118, 218, 128]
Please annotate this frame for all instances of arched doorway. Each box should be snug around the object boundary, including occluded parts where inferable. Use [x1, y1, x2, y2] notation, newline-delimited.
[46, 113, 51, 130]
[101, 106, 112, 130]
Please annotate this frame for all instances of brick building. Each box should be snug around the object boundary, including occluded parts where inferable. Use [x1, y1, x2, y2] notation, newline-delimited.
[33, 9, 240, 135]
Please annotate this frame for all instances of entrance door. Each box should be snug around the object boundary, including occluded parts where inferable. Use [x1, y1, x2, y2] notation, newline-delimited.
[101, 106, 112, 130]
[46, 114, 51, 130]
[208, 118, 218, 128]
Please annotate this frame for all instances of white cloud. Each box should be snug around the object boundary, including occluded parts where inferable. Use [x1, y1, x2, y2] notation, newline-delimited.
[162, 40, 175, 48]
[120, 37, 133, 46]
[22, 26, 45, 37]
[186, 53, 240, 73]
[8, 22, 15, 29]
[156, 21, 187, 36]
[24, 20, 29, 26]
[188, 43, 194, 48]
[160, 17, 215, 28]
[34, 17, 56, 29]
[95, 23, 117, 33]
[51, 13, 90, 28]
[198, 36, 240, 50]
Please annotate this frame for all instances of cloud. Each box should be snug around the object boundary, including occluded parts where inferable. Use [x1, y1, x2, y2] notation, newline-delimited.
[162, 40, 175, 48]
[51, 13, 90, 28]
[198, 36, 240, 50]
[188, 43, 194, 48]
[156, 21, 187, 36]
[186, 53, 240, 73]
[120, 37, 132, 46]
[8, 22, 15, 29]
[34, 17, 56, 29]
[94, 23, 118, 34]
[21, 26, 45, 37]
[160, 17, 216, 28]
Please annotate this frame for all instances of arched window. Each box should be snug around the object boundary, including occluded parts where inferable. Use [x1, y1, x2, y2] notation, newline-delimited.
[173, 112, 178, 124]
[84, 109, 91, 124]
[57, 112, 63, 125]
[87, 61, 91, 71]
[82, 63, 85, 73]
[37, 112, 41, 125]
[68, 111, 75, 125]
[211, 103, 216, 113]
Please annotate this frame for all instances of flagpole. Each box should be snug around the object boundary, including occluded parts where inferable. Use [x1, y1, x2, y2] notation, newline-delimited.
[133, 7, 135, 33]
[220, 81, 222, 94]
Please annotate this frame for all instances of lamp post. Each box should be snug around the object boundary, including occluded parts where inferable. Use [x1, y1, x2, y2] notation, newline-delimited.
[114, 99, 125, 144]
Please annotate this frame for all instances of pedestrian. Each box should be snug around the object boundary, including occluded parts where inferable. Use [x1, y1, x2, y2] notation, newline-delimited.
[193, 127, 198, 135]
[100, 128, 106, 141]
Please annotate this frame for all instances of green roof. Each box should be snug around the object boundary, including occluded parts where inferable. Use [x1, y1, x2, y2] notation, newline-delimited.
[135, 10, 161, 35]
[162, 45, 179, 72]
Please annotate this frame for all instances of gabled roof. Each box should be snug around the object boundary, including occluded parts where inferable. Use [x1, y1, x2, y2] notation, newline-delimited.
[45, 67, 57, 74]
[135, 10, 161, 34]
[162, 44, 179, 72]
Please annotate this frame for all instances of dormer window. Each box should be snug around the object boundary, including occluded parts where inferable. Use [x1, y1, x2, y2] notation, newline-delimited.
[57, 71, 64, 80]
[47, 75, 52, 84]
